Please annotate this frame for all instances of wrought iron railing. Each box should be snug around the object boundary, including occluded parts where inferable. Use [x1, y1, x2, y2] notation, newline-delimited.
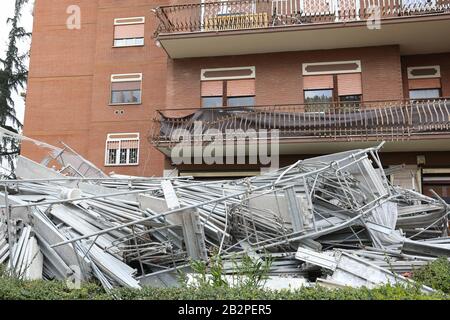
[153, 0, 450, 35]
[150, 99, 450, 146]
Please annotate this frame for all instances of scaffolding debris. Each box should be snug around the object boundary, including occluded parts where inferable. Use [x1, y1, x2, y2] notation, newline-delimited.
[0, 129, 449, 291]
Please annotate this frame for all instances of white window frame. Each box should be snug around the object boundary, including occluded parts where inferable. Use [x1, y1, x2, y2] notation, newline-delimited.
[105, 133, 140, 166]
[201, 66, 256, 81]
[407, 65, 441, 79]
[110, 73, 143, 106]
[302, 60, 362, 75]
[113, 17, 146, 48]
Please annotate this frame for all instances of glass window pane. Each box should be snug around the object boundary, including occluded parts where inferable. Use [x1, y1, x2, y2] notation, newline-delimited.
[114, 38, 144, 47]
[132, 90, 141, 103]
[114, 39, 124, 47]
[111, 91, 123, 104]
[111, 90, 141, 104]
[339, 95, 361, 109]
[339, 95, 361, 102]
[129, 148, 138, 164]
[304, 89, 333, 112]
[202, 97, 223, 108]
[108, 149, 117, 165]
[119, 149, 127, 164]
[409, 89, 440, 100]
[122, 92, 129, 103]
[304, 89, 333, 103]
[227, 96, 255, 107]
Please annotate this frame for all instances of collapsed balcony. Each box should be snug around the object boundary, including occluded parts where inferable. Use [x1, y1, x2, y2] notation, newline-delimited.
[150, 99, 450, 155]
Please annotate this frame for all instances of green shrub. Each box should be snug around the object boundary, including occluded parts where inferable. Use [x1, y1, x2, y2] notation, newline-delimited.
[413, 257, 450, 294]
[0, 275, 447, 300]
[0, 271, 109, 300]
[186, 253, 273, 290]
[0, 255, 449, 300]
[112, 283, 447, 300]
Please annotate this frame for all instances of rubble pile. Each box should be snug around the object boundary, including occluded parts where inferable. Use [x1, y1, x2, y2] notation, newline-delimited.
[0, 128, 449, 292]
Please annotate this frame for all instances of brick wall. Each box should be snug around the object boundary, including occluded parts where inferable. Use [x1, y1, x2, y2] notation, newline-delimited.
[22, 0, 167, 176]
[166, 45, 405, 108]
[401, 53, 450, 98]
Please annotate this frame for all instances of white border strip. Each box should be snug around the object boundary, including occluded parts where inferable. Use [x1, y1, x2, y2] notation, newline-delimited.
[114, 17, 145, 26]
[407, 65, 441, 79]
[201, 66, 256, 81]
[302, 60, 362, 75]
[111, 73, 143, 82]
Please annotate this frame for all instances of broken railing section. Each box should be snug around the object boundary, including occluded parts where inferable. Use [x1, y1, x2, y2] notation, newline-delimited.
[0, 128, 449, 291]
[152, 99, 450, 146]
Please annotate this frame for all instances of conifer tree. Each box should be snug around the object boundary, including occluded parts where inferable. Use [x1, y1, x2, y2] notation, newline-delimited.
[0, 0, 31, 176]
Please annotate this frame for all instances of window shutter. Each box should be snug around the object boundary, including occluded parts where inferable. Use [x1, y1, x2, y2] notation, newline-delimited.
[114, 24, 145, 39]
[227, 79, 255, 97]
[201, 81, 223, 96]
[337, 73, 362, 96]
[408, 78, 441, 90]
[120, 139, 140, 149]
[303, 75, 334, 90]
[107, 141, 120, 150]
[111, 81, 141, 91]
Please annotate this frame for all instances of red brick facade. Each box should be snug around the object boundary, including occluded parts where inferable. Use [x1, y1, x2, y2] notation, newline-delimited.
[23, 0, 167, 176]
[167, 45, 405, 108]
[22, 0, 450, 178]
[402, 53, 450, 98]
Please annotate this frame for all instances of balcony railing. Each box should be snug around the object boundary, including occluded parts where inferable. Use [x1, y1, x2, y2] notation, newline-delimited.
[150, 99, 450, 147]
[153, 0, 450, 35]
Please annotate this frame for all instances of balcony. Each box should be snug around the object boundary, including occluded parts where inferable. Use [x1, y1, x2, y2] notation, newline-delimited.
[153, 0, 450, 58]
[150, 99, 450, 156]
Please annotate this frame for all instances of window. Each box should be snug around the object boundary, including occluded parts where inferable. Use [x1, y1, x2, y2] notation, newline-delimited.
[407, 65, 441, 101]
[339, 95, 361, 102]
[409, 89, 441, 100]
[105, 133, 139, 166]
[304, 89, 333, 112]
[114, 17, 145, 47]
[110, 73, 142, 105]
[302, 69, 362, 111]
[336, 73, 362, 108]
[202, 97, 223, 108]
[339, 95, 361, 110]
[304, 89, 333, 104]
[200, 67, 256, 108]
[227, 96, 255, 107]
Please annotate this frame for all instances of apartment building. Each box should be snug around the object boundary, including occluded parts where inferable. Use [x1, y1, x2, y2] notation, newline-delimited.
[23, 0, 450, 200]
[22, 0, 168, 177]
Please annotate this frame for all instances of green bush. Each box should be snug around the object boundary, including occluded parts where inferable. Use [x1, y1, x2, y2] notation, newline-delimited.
[0, 275, 447, 300]
[0, 270, 109, 300]
[0, 255, 449, 300]
[413, 257, 450, 294]
[186, 253, 273, 290]
[112, 283, 447, 300]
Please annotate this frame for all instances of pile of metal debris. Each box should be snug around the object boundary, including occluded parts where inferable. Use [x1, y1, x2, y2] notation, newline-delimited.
[0, 128, 449, 292]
